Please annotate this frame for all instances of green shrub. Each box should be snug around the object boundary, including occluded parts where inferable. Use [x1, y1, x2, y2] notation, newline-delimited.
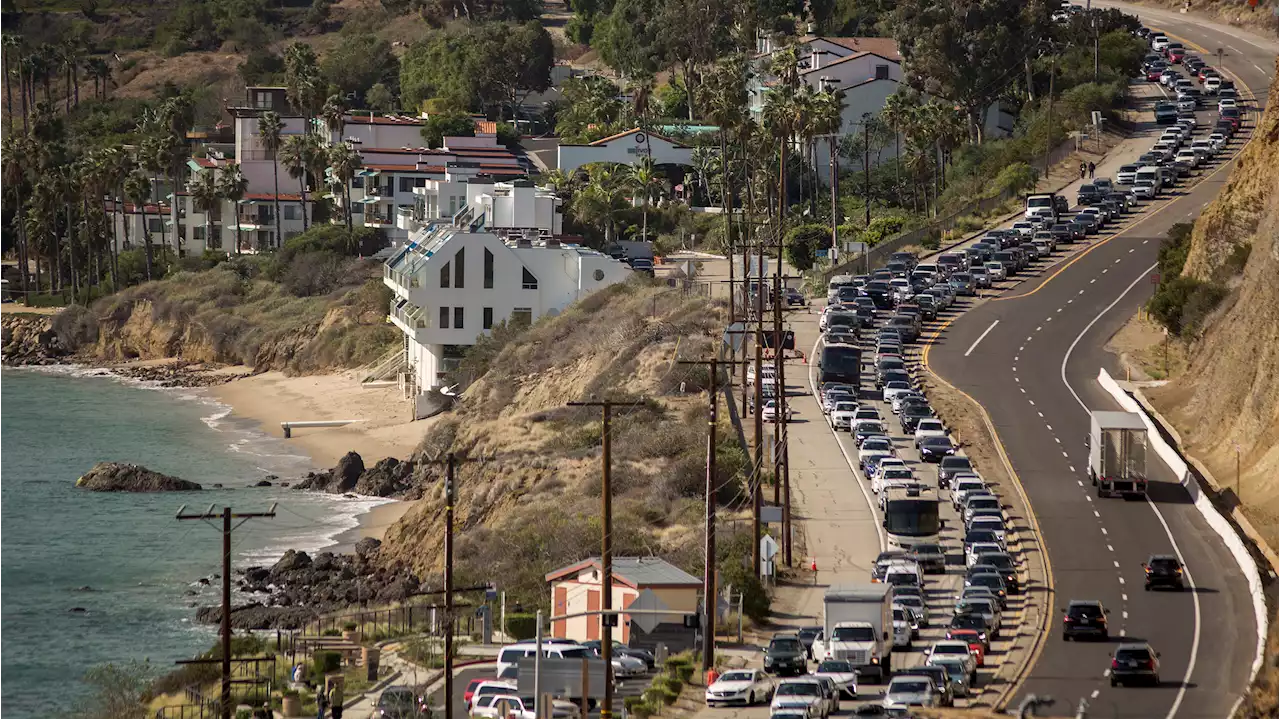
[322, 628, 343, 637]
[716, 532, 770, 621]
[312, 651, 342, 683]
[991, 162, 1039, 197]
[784, 224, 829, 271]
[342, 622, 358, 631]
[1224, 242, 1252, 277]
[504, 613, 540, 641]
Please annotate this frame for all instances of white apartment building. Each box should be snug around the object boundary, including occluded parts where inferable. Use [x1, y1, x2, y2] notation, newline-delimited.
[382, 182, 627, 401]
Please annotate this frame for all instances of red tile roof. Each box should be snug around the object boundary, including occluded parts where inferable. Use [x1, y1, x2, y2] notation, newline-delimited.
[474, 120, 498, 134]
[191, 157, 218, 168]
[805, 36, 902, 62]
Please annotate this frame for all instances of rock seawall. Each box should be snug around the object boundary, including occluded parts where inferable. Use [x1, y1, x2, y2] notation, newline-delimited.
[1, 314, 72, 365]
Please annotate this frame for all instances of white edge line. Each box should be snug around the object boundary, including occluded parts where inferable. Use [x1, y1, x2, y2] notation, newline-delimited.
[964, 319, 1000, 357]
[1060, 262, 1202, 719]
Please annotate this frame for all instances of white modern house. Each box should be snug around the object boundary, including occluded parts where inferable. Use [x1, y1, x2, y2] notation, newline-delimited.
[383, 181, 628, 403]
[557, 129, 695, 173]
[751, 36, 1015, 171]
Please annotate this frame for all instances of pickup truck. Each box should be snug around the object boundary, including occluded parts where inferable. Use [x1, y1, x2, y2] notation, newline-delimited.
[472, 695, 578, 719]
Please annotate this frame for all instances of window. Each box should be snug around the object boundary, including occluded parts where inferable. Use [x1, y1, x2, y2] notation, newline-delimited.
[448, 196, 458, 216]
[351, 203, 362, 216]
[522, 267, 538, 290]
[352, 176, 364, 189]
[483, 249, 494, 288]
[399, 177, 415, 193]
[875, 64, 890, 80]
[148, 219, 163, 233]
[453, 307, 464, 329]
[440, 262, 451, 288]
[483, 308, 494, 329]
[454, 247, 465, 288]
[512, 308, 533, 327]
[439, 307, 450, 329]
[283, 205, 300, 220]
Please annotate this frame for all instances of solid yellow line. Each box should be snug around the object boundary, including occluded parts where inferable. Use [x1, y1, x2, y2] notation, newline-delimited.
[920, 320, 1055, 711]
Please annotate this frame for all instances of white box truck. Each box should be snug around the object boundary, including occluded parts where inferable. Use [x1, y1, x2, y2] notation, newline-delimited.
[1088, 410, 1148, 498]
[810, 584, 893, 683]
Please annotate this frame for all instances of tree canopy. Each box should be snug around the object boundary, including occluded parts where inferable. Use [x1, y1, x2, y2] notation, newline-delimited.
[399, 21, 553, 117]
[320, 33, 400, 108]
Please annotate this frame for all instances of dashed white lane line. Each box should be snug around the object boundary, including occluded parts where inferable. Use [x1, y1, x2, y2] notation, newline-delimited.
[1036, 325, 1043, 332]
[1129, 248, 1136, 253]
[1037, 411, 1044, 418]
[1119, 576, 1126, 585]
[1091, 278, 1097, 283]
[1078, 289, 1085, 294]
[1029, 400, 1036, 406]
[1025, 335, 1032, 342]
[1123, 610, 1130, 620]
[1061, 450, 1068, 457]
[1019, 387, 1026, 393]
[1055, 438, 1062, 444]
[1091, 690, 1101, 700]
[1068, 465, 1076, 473]
[1122, 593, 1128, 602]
[1108, 545, 1115, 552]
[1077, 480, 1085, 487]
[1015, 376, 1020, 383]
[1093, 509, 1100, 517]
[1014, 355, 1019, 361]
[1046, 424, 1053, 432]
[1101, 527, 1108, 535]
[1102, 268, 1109, 274]
[1067, 298, 1074, 304]
[1142, 239, 1149, 244]
[1120, 628, 1127, 636]
[1114, 258, 1122, 264]
[1056, 307, 1063, 313]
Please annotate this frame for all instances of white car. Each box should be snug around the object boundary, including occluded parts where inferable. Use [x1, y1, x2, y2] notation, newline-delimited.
[813, 659, 858, 699]
[473, 695, 578, 719]
[706, 669, 774, 706]
[1218, 97, 1237, 112]
[1175, 149, 1200, 168]
[1130, 180, 1156, 199]
[1190, 139, 1214, 158]
[882, 380, 914, 404]
[611, 654, 647, 678]
[830, 402, 859, 430]
[882, 676, 938, 711]
[1208, 132, 1227, 152]
[762, 400, 795, 423]
[891, 606, 914, 648]
[874, 467, 916, 495]
[926, 642, 978, 681]
[913, 419, 948, 445]
[1204, 76, 1222, 93]
[969, 515, 1007, 544]
[892, 391, 926, 415]
[858, 437, 895, 464]
[966, 541, 1003, 568]
[951, 478, 989, 510]
[771, 679, 829, 719]
[870, 458, 907, 484]
[984, 261, 1007, 281]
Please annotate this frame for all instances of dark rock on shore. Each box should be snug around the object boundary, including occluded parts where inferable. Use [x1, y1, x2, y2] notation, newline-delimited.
[293, 452, 419, 499]
[111, 361, 236, 388]
[76, 462, 202, 492]
[252, 480, 273, 487]
[194, 603, 317, 630]
[225, 544, 419, 620]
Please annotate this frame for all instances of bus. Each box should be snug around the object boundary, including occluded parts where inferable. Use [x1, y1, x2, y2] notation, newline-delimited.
[819, 343, 860, 386]
[882, 486, 941, 550]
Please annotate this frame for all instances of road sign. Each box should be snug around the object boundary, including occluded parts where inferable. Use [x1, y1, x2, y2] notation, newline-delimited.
[627, 589, 670, 634]
[723, 322, 747, 353]
[1150, 273, 1161, 285]
[761, 559, 775, 577]
[760, 534, 779, 561]
[815, 249, 829, 259]
[760, 505, 783, 525]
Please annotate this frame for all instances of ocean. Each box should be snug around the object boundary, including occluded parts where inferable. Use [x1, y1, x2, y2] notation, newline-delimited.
[1, 367, 393, 717]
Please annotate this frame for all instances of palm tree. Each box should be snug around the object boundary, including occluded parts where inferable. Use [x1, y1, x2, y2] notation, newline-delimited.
[569, 165, 627, 245]
[880, 90, 917, 198]
[812, 89, 844, 254]
[761, 87, 796, 219]
[125, 170, 154, 280]
[279, 134, 313, 231]
[2, 35, 20, 134]
[326, 141, 362, 234]
[85, 57, 111, 100]
[188, 170, 222, 253]
[321, 94, 346, 144]
[284, 43, 322, 127]
[2, 134, 32, 292]
[258, 111, 285, 248]
[218, 164, 250, 253]
[626, 157, 661, 243]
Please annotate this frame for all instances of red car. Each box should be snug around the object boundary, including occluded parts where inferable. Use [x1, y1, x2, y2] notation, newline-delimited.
[1146, 68, 1163, 82]
[1199, 67, 1217, 83]
[946, 629, 988, 666]
[464, 678, 493, 706]
[1168, 48, 1185, 64]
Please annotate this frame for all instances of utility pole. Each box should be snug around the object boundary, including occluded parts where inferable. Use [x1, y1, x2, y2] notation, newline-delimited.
[862, 112, 872, 229]
[176, 503, 277, 719]
[567, 399, 647, 719]
[752, 235, 765, 579]
[1045, 46, 1057, 178]
[829, 132, 839, 262]
[444, 453, 457, 719]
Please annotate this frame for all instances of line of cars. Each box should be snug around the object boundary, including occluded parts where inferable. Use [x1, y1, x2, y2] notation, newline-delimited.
[814, 251, 1038, 713]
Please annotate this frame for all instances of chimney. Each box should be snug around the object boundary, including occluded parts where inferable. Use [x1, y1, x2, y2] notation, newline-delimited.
[811, 48, 821, 70]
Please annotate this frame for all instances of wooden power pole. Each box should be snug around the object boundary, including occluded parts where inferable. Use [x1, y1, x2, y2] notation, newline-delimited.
[444, 453, 458, 719]
[176, 503, 277, 719]
[567, 398, 647, 719]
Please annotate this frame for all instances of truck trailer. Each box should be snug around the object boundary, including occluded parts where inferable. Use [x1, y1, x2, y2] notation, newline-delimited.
[810, 584, 893, 683]
[1088, 410, 1149, 498]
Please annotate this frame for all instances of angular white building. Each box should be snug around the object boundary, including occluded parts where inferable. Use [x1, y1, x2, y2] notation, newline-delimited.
[383, 182, 630, 401]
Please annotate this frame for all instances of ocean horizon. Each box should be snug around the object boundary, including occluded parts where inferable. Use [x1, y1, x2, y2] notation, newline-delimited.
[1, 366, 394, 716]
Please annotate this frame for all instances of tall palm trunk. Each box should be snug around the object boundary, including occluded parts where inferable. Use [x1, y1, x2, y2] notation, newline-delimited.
[20, 67, 28, 134]
[110, 189, 121, 285]
[64, 63, 71, 113]
[72, 61, 79, 107]
[271, 166, 282, 249]
[4, 63, 14, 134]
[140, 204, 153, 281]
[344, 184, 353, 232]
[298, 175, 310, 232]
[69, 199, 80, 300]
[52, 216, 63, 294]
[828, 134, 838, 259]
[17, 211, 30, 294]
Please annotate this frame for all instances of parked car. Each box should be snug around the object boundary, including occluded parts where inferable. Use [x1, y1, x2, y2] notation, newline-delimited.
[705, 669, 775, 706]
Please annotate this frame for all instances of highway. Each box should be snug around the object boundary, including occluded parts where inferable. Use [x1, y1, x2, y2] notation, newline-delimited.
[925, 5, 1274, 717]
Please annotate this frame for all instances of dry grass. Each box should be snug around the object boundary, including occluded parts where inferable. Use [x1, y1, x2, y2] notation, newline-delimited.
[378, 280, 747, 605]
[1105, 311, 1190, 381]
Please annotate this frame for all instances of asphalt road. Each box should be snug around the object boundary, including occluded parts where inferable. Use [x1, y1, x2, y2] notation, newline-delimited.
[925, 9, 1273, 718]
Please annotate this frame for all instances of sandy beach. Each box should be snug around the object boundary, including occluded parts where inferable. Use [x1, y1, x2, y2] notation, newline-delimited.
[210, 368, 433, 543]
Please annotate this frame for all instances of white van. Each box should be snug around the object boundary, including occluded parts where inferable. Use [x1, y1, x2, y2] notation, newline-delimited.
[496, 641, 594, 676]
[827, 275, 855, 302]
[1135, 166, 1163, 194]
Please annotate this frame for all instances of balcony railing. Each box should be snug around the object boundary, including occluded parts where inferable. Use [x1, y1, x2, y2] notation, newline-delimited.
[390, 299, 427, 331]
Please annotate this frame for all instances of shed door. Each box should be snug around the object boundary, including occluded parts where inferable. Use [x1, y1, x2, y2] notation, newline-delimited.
[586, 589, 601, 640]
[553, 586, 568, 638]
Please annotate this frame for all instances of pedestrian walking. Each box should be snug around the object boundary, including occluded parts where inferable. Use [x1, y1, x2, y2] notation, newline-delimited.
[1079, 161, 1087, 179]
[1088, 161, 1096, 178]
[316, 685, 328, 719]
[328, 682, 345, 719]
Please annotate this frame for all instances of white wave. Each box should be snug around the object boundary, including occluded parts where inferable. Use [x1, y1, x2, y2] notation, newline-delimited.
[237, 495, 399, 565]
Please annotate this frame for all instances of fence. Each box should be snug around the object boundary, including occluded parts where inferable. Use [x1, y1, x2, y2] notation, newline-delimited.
[282, 601, 479, 667]
[821, 138, 1079, 282]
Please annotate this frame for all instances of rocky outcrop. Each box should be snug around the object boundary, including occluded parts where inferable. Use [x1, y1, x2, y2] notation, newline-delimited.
[76, 462, 202, 492]
[294, 451, 365, 493]
[1, 314, 72, 366]
[355, 458, 417, 497]
[293, 452, 420, 498]
[218, 544, 421, 624]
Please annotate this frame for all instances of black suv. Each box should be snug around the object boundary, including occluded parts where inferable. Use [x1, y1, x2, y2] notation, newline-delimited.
[1076, 183, 1100, 206]
[1062, 600, 1109, 641]
[1142, 555, 1185, 590]
[1110, 643, 1161, 687]
[764, 634, 808, 676]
